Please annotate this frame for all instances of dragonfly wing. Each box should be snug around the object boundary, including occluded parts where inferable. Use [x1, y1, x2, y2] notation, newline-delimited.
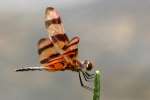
[45, 7, 69, 51]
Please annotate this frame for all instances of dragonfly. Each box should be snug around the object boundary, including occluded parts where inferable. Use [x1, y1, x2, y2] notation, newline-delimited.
[16, 7, 95, 90]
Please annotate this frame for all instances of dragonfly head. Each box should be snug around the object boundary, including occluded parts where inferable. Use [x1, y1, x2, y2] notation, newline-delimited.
[81, 60, 93, 71]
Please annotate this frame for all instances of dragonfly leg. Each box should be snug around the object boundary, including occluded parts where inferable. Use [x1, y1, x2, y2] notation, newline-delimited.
[78, 71, 93, 91]
[81, 71, 94, 82]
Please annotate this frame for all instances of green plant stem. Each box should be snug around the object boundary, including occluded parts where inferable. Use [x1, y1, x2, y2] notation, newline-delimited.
[93, 70, 101, 100]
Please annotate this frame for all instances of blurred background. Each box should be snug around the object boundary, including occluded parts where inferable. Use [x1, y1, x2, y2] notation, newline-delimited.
[0, 0, 150, 100]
